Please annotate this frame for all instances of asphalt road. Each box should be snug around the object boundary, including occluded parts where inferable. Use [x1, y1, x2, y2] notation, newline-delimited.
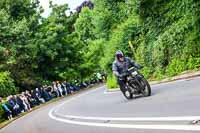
[1, 77, 200, 133]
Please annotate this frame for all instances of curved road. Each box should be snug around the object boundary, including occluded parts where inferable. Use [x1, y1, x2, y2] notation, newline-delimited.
[1, 77, 200, 133]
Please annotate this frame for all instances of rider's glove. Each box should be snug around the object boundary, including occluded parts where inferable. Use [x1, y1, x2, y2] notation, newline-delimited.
[118, 73, 127, 78]
[137, 65, 143, 69]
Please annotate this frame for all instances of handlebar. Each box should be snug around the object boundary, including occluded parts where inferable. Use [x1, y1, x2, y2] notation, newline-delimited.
[128, 67, 137, 72]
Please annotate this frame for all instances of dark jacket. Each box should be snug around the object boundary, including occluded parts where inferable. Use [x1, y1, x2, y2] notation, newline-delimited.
[112, 57, 141, 78]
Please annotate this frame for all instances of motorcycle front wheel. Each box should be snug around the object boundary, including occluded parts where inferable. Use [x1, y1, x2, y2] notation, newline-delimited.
[140, 78, 151, 97]
[123, 90, 133, 99]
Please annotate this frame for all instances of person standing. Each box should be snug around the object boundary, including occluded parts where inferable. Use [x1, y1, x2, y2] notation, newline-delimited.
[56, 81, 63, 97]
[53, 81, 59, 97]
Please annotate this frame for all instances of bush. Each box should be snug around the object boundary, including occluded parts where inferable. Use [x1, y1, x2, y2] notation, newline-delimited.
[100, 15, 141, 74]
[106, 75, 118, 89]
[166, 58, 187, 77]
[187, 57, 200, 70]
[134, 0, 200, 79]
[0, 71, 18, 97]
[141, 67, 152, 79]
[152, 67, 165, 80]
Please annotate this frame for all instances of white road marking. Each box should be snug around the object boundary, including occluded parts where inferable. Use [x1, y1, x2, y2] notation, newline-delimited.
[49, 110, 200, 131]
[49, 83, 200, 131]
[58, 114, 200, 121]
[104, 89, 119, 94]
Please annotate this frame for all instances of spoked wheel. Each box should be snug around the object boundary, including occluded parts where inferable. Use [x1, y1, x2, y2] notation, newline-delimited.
[123, 90, 133, 99]
[140, 78, 151, 97]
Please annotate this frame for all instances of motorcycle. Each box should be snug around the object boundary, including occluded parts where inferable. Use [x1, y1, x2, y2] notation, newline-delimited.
[120, 67, 151, 99]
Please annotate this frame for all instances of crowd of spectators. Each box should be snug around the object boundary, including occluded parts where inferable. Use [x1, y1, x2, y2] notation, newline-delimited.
[0, 72, 107, 121]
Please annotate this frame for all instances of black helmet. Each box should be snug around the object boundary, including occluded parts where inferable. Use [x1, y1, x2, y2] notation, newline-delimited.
[115, 50, 124, 60]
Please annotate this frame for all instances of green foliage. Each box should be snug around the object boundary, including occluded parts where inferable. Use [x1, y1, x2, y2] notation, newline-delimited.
[75, 7, 95, 42]
[0, 72, 18, 97]
[106, 75, 118, 89]
[0, 0, 86, 90]
[100, 15, 141, 73]
[187, 57, 200, 70]
[140, 67, 151, 79]
[94, 0, 199, 84]
[0, 0, 200, 90]
[33, 8, 84, 81]
[134, 0, 200, 79]
[166, 58, 186, 77]
[79, 39, 105, 78]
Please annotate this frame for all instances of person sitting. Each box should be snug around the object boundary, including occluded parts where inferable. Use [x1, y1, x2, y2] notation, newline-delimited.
[41, 87, 51, 102]
[20, 93, 32, 111]
[14, 95, 25, 113]
[61, 82, 67, 96]
[0, 97, 13, 120]
[46, 86, 56, 98]
[63, 81, 72, 94]
[31, 90, 40, 105]
[24, 90, 35, 108]
[7, 96, 20, 116]
[34, 88, 45, 104]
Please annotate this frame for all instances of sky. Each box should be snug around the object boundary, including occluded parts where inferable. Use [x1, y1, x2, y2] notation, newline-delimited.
[39, 0, 85, 17]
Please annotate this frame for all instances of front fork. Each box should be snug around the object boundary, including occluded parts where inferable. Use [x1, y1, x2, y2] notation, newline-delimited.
[129, 74, 145, 92]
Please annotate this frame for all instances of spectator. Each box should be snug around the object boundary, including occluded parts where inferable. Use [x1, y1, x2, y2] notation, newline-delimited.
[31, 90, 40, 105]
[7, 96, 20, 116]
[14, 95, 25, 113]
[101, 71, 107, 81]
[96, 72, 102, 82]
[53, 81, 59, 97]
[20, 93, 32, 111]
[18, 95, 28, 112]
[41, 87, 51, 101]
[25, 90, 35, 108]
[35, 88, 45, 104]
[0, 73, 103, 121]
[56, 81, 63, 97]
[63, 81, 72, 94]
[61, 82, 67, 95]
[0, 97, 13, 120]
[46, 86, 56, 98]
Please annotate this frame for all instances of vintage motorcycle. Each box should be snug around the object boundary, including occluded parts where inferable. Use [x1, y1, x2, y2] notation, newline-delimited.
[120, 67, 151, 99]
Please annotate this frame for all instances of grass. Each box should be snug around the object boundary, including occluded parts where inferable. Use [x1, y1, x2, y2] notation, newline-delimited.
[106, 75, 118, 89]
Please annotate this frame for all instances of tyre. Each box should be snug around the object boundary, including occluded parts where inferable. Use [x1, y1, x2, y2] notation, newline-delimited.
[123, 90, 133, 99]
[140, 78, 151, 97]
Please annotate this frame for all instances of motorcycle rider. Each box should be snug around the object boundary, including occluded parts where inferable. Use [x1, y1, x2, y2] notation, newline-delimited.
[112, 50, 142, 96]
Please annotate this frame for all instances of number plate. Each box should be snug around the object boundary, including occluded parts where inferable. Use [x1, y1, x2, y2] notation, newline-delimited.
[131, 71, 138, 76]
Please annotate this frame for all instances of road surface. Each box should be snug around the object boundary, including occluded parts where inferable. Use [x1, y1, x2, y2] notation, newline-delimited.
[1, 77, 200, 133]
